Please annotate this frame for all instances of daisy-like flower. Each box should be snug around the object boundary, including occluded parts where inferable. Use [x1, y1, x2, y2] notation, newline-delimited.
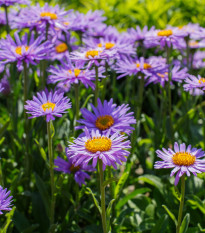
[76, 98, 136, 135]
[115, 56, 167, 79]
[24, 89, 72, 122]
[0, 83, 4, 93]
[0, 31, 51, 70]
[146, 27, 187, 48]
[54, 152, 95, 186]
[48, 57, 105, 90]
[192, 51, 205, 69]
[183, 74, 205, 92]
[154, 142, 205, 185]
[67, 128, 131, 170]
[0, 186, 13, 214]
[0, 0, 28, 6]
[177, 23, 204, 40]
[146, 65, 188, 87]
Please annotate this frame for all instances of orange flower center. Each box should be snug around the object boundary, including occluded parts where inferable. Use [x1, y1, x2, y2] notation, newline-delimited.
[157, 29, 173, 37]
[198, 78, 205, 84]
[15, 46, 29, 55]
[105, 42, 115, 49]
[70, 164, 80, 173]
[63, 22, 70, 26]
[41, 102, 56, 112]
[40, 12, 58, 20]
[85, 136, 112, 153]
[68, 69, 81, 77]
[95, 115, 114, 130]
[55, 43, 68, 53]
[136, 63, 152, 69]
[189, 41, 198, 47]
[85, 50, 99, 58]
[172, 152, 196, 166]
[157, 72, 168, 78]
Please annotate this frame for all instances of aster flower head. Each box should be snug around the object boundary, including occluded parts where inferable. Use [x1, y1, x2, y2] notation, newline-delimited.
[0, 0, 28, 6]
[67, 128, 131, 170]
[48, 57, 105, 90]
[192, 51, 205, 69]
[177, 23, 204, 40]
[183, 74, 205, 93]
[54, 153, 95, 186]
[115, 56, 167, 80]
[0, 186, 13, 214]
[76, 98, 136, 135]
[0, 31, 52, 70]
[24, 89, 72, 122]
[0, 83, 4, 93]
[154, 142, 205, 185]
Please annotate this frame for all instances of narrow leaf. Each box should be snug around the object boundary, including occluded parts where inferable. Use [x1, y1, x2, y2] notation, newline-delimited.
[86, 187, 101, 215]
[1, 207, 16, 233]
[103, 177, 118, 187]
[106, 199, 115, 233]
[162, 205, 177, 226]
[179, 213, 190, 233]
[114, 171, 129, 199]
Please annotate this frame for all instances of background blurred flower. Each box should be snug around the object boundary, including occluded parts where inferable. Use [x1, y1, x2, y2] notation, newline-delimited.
[0, 186, 13, 214]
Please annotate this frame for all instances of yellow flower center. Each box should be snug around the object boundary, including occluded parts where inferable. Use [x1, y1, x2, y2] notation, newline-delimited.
[95, 115, 114, 131]
[172, 152, 196, 166]
[105, 42, 115, 49]
[85, 50, 99, 58]
[157, 29, 173, 37]
[198, 78, 205, 84]
[157, 72, 168, 78]
[55, 43, 68, 53]
[70, 164, 80, 173]
[63, 22, 70, 26]
[67, 69, 81, 77]
[41, 102, 56, 112]
[40, 12, 58, 20]
[178, 25, 184, 30]
[15, 46, 29, 55]
[136, 63, 152, 69]
[98, 43, 102, 47]
[85, 136, 112, 153]
[189, 41, 198, 47]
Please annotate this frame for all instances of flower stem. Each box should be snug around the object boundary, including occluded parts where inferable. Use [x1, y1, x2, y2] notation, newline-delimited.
[94, 65, 99, 107]
[4, 6, 9, 34]
[47, 121, 55, 226]
[102, 62, 109, 101]
[176, 175, 186, 233]
[74, 83, 80, 137]
[99, 160, 107, 233]
[136, 75, 145, 120]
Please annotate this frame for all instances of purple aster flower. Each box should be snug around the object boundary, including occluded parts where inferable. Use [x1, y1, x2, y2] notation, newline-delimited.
[177, 23, 204, 40]
[154, 142, 205, 185]
[0, 71, 10, 95]
[146, 65, 188, 87]
[0, 0, 28, 6]
[0, 12, 6, 25]
[0, 83, 4, 93]
[24, 89, 72, 122]
[192, 51, 205, 69]
[115, 56, 167, 79]
[183, 74, 205, 93]
[54, 153, 95, 186]
[146, 27, 187, 48]
[0, 31, 51, 70]
[76, 98, 136, 135]
[0, 186, 13, 214]
[48, 57, 105, 90]
[67, 128, 131, 170]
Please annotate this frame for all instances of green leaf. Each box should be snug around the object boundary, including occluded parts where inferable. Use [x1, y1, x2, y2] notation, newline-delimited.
[198, 223, 205, 232]
[151, 215, 169, 233]
[106, 199, 115, 233]
[34, 173, 50, 218]
[81, 94, 94, 109]
[0, 207, 16, 233]
[0, 119, 10, 138]
[116, 188, 151, 209]
[86, 187, 101, 215]
[50, 121, 55, 138]
[22, 224, 39, 233]
[103, 177, 118, 187]
[187, 195, 205, 214]
[114, 171, 129, 199]
[34, 139, 49, 167]
[162, 205, 177, 226]
[179, 213, 190, 233]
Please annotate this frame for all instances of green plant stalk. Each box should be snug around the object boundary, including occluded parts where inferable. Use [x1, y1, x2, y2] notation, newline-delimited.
[102, 62, 109, 101]
[94, 65, 99, 107]
[4, 6, 9, 34]
[176, 175, 185, 233]
[166, 45, 173, 142]
[136, 75, 145, 120]
[47, 121, 55, 226]
[74, 83, 80, 137]
[99, 160, 107, 233]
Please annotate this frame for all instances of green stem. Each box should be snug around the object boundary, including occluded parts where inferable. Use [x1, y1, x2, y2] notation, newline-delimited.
[176, 175, 186, 233]
[102, 62, 109, 101]
[136, 75, 145, 121]
[94, 65, 99, 107]
[99, 160, 107, 233]
[4, 6, 9, 34]
[74, 83, 80, 137]
[185, 36, 190, 70]
[166, 45, 173, 142]
[47, 121, 55, 226]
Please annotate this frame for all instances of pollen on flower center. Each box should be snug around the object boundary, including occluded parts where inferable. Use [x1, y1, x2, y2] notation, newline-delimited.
[172, 152, 196, 166]
[95, 115, 114, 130]
[40, 12, 58, 20]
[15, 46, 29, 55]
[85, 136, 112, 153]
[55, 43, 68, 53]
[189, 41, 198, 47]
[105, 42, 115, 49]
[41, 102, 56, 112]
[136, 63, 152, 69]
[67, 69, 81, 77]
[70, 164, 80, 173]
[85, 50, 99, 58]
[198, 78, 205, 84]
[157, 29, 173, 37]
[157, 72, 168, 78]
